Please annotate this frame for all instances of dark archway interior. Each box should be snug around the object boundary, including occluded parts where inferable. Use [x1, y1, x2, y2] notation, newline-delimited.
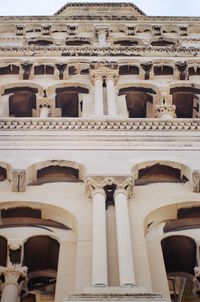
[119, 65, 139, 75]
[0, 167, 7, 181]
[151, 40, 175, 46]
[114, 40, 138, 46]
[9, 90, 36, 117]
[135, 163, 185, 185]
[154, 66, 173, 76]
[0, 236, 7, 267]
[21, 294, 36, 302]
[170, 87, 200, 118]
[36, 165, 80, 184]
[0, 65, 19, 75]
[56, 86, 88, 117]
[28, 40, 53, 46]
[65, 40, 90, 46]
[34, 65, 54, 75]
[161, 236, 196, 276]
[188, 67, 200, 76]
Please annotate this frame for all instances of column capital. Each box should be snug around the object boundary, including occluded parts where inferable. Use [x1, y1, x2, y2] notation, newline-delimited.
[0, 266, 28, 293]
[114, 177, 134, 199]
[154, 104, 176, 118]
[85, 177, 105, 199]
[105, 69, 119, 85]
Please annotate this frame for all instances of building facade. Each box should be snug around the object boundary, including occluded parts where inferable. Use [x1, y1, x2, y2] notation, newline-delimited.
[0, 2, 200, 302]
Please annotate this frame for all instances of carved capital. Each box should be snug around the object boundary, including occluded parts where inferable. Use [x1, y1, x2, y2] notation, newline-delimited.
[105, 70, 119, 85]
[90, 61, 119, 85]
[0, 266, 28, 295]
[193, 266, 200, 296]
[154, 104, 176, 118]
[85, 177, 105, 199]
[114, 177, 134, 199]
[12, 169, 26, 192]
[193, 171, 200, 193]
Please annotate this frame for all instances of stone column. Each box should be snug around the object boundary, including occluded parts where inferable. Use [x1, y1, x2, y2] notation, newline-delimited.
[90, 70, 104, 116]
[0, 266, 27, 302]
[12, 169, 26, 192]
[0, 102, 7, 117]
[114, 188, 135, 286]
[91, 188, 108, 286]
[39, 105, 50, 118]
[154, 104, 176, 119]
[106, 73, 118, 116]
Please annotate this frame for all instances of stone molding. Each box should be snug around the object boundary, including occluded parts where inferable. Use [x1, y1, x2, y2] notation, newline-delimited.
[0, 45, 200, 57]
[1, 118, 200, 132]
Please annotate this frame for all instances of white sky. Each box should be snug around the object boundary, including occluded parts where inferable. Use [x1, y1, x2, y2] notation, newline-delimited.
[0, 0, 200, 16]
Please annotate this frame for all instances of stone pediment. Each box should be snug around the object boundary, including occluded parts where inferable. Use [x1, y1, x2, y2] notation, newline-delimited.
[54, 2, 146, 17]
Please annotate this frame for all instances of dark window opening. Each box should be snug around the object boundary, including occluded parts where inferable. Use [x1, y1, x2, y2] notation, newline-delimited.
[34, 65, 54, 75]
[135, 163, 185, 185]
[151, 40, 175, 46]
[0, 167, 7, 181]
[1, 207, 41, 219]
[172, 92, 194, 118]
[114, 40, 138, 46]
[126, 92, 153, 118]
[119, 65, 139, 75]
[36, 166, 80, 184]
[9, 91, 36, 117]
[188, 67, 200, 76]
[28, 40, 53, 46]
[68, 66, 77, 75]
[0, 65, 19, 75]
[154, 66, 173, 76]
[65, 40, 90, 46]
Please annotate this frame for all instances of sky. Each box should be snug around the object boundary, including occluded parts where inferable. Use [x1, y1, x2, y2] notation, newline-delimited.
[0, 0, 200, 16]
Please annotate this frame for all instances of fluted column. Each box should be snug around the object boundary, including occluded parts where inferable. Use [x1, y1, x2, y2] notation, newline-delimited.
[114, 188, 135, 286]
[91, 188, 107, 286]
[106, 74, 118, 116]
[0, 266, 27, 302]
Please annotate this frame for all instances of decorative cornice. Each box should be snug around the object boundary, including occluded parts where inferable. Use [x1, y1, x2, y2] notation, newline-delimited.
[1, 118, 200, 132]
[0, 45, 199, 57]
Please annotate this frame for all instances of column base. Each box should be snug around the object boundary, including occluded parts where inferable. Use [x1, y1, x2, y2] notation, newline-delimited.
[63, 287, 170, 302]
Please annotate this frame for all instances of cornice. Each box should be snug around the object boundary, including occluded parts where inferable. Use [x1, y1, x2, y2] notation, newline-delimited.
[0, 118, 200, 132]
[0, 45, 199, 57]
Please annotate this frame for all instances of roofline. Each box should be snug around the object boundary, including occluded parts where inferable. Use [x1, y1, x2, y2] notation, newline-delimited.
[54, 2, 146, 16]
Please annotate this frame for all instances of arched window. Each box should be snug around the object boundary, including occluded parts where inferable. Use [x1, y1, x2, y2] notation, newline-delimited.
[119, 65, 139, 75]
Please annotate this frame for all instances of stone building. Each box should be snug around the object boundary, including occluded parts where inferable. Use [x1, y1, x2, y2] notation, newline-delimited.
[0, 1, 200, 302]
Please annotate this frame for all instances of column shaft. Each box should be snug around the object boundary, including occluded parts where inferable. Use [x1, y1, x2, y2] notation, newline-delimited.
[40, 107, 50, 118]
[1, 283, 19, 302]
[94, 79, 104, 116]
[114, 190, 135, 286]
[92, 189, 107, 286]
[106, 79, 117, 116]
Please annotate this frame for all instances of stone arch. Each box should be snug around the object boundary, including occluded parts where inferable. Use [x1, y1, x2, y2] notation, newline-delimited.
[132, 160, 191, 186]
[26, 159, 86, 186]
[0, 160, 12, 181]
[169, 82, 200, 118]
[118, 83, 159, 118]
[0, 82, 43, 96]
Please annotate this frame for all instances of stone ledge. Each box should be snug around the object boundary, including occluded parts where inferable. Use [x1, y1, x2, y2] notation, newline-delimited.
[0, 118, 200, 132]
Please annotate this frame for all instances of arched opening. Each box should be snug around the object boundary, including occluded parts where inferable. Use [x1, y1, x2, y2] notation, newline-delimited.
[119, 65, 139, 75]
[0, 167, 7, 181]
[9, 90, 36, 117]
[24, 235, 60, 299]
[36, 166, 80, 185]
[189, 66, 200, 77]
[55, 86, 89, 117]
[65, 38, 91, 46]
[135, 163, 187, 186]
[0, 64, 19, 75]
[0, 236, 7, 267]
[119, 86, 156, 118]
[161, 236, 197, 301]
[170, 86, 200, 118]
[151, 40, 175, 47]
[114, 40, 138, 46]
[34, 64, 54, 75]
[154, 65, 173, 76]
[28, 39, 53, 46]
